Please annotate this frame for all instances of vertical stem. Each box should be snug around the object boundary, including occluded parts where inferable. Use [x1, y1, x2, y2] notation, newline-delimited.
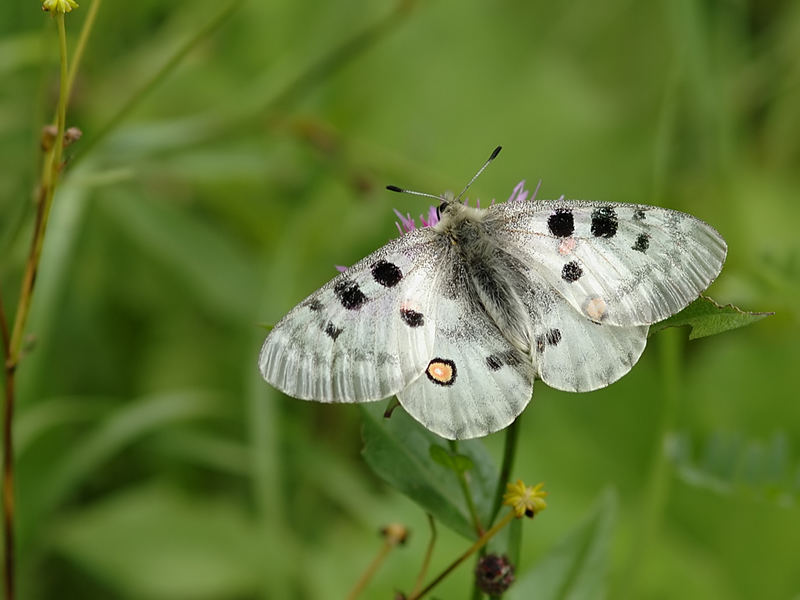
[619, 328, 681, 598]
[489, 414, 522, 524]
[2, 366, 14, 600]
[3, 15, 70, 600]
[471, 414, 523, 599]
[449, 440, 484, 536]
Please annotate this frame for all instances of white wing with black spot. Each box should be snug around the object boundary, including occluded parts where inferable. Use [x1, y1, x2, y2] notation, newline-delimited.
[491, 200, 726, 326]
[529, 286, 648, 392]
[397, 263, 534, 440]
[259, 229, 440, 403]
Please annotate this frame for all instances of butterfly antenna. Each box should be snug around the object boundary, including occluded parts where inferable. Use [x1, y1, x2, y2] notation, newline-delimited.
[385, 185, 444, 202]
[454, 145, 502, 203]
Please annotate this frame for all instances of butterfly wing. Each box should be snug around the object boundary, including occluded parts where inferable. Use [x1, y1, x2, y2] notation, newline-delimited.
[529, 285, 648, 392]
[492, 200, 727, 326]
[259, 229, 440, 403]
[397, 261, 534, 440]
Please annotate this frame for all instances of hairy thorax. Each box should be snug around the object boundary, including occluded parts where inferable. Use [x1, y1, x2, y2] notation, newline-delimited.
[434, 204, 533, 354]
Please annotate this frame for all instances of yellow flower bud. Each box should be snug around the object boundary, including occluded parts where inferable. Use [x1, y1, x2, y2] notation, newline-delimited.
[42, 0, 79, 14]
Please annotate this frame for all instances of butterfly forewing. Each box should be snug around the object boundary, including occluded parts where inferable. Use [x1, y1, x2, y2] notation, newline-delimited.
[259, 229, 440, 403]
[493, 200, 727, 326]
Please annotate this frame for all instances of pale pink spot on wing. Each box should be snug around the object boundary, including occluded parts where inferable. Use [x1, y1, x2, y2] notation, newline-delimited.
[558, 237, 577, 256]
[585, 296, 607, 321]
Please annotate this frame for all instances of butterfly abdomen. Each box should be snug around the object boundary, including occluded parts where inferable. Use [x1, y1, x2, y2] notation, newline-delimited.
[442, 213, 534, 356]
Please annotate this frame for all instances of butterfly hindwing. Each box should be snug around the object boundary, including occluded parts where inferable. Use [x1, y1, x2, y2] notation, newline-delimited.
[492, 200, 727, 326]
[259, 229, 440, 403]
[530, 287, 648, 392]
[397, 261, 534, 440]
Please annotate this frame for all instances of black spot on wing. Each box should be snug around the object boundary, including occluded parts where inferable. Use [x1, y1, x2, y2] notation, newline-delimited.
[546, 328, 562, 346]
[591, 207, 618, 238]
[426, 358, 457, 386]
[632, 233, 650, 253]
[633, 208, 646, 221]
[324, 321, 343, 341]
[400, 308, 424, 327]
[305, 298, 323, 312]
[371, 260, 403, 287]
[486, 351, 520, 370]
[486, 355, 503, 371]
[535, 330, 560, 353]
[562, 261, 583, 283]
[333, 279, 367, 310]
[548, 209, 574, 237]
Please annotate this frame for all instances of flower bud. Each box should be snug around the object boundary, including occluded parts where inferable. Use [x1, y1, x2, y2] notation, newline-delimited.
[475, 553, 515, 595]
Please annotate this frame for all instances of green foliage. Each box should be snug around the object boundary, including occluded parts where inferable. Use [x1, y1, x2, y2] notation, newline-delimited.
[507, 490, 617, 600]
[50, 485, 263, 599]
[361, 402, 497, 539]
[667, 430, 799, 502]
[0, 0, 796, 598]
[650, 296, 773, 340]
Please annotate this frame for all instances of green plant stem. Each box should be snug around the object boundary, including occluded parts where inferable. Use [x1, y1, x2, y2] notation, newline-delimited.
[471, 414, 523, 599]
[2, 14, 71, 600]
[408, 511, 516, 600]
[449, 440, 484, 536]
[65, 0, 103, 99]
[458, 469, 484, 536]
[72, 0, 243, 166]
[490, 414, 522, 524]
[410, 514, 437, 598]
[619, 328, 681, 598]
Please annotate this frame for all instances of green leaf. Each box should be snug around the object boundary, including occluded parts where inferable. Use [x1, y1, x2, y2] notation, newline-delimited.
[507, 489, 617, 600]
[50, 484, 267, 599]
[649, 296, 773, 339]
[428, 444, 475, 474]
[360, 402, 497, 539]
[452, 453, 476, 473]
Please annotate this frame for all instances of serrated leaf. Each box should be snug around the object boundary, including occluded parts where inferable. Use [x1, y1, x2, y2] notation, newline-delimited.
[649, 296, 773, 339]
[360, 402, 497, 539]
[507, 489, 617, 600]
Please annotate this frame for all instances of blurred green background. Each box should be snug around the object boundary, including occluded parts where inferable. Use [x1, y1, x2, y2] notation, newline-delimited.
[1, 0, 799, 598]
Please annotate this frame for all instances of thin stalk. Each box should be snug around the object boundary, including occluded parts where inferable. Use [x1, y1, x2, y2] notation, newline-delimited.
[346, 540, 395, 600]
[65, 0, 103, 99]
[449, 440, 484, 536]
[408, 511, 515, 600]
[457, 469, 484, 536]
[473, 414, 523, 599]
[410, 514, 437, 598]
[489, 414, 522, 524]
[3, 14, 70, 600]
